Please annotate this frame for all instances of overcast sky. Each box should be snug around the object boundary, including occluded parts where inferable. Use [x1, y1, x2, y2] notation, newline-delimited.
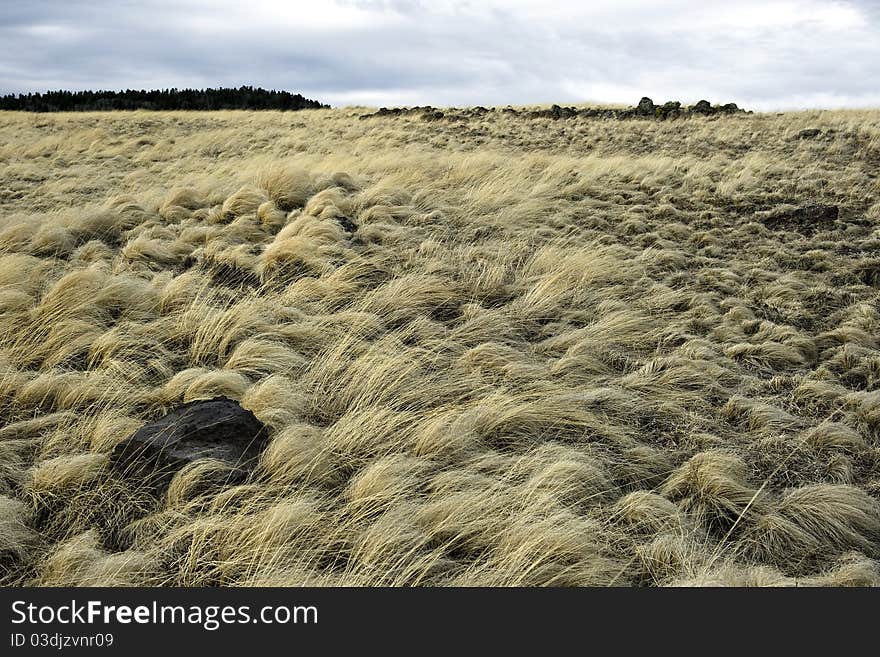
[1, 0, 878, 110]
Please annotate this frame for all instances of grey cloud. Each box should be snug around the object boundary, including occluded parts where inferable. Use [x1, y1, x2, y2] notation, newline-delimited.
[0, 0, 878, 109]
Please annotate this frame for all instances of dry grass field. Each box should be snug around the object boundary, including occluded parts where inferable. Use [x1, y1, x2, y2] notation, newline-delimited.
[1, 106, 880, 586]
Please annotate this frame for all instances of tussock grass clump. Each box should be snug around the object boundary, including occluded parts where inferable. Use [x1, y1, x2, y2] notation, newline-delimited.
[744, 485, 880, 564]
[660, 450, 768, 532]
[0, 496, 38, 583]
[36, 530, 156, 587]
[1, 106, 879, 586]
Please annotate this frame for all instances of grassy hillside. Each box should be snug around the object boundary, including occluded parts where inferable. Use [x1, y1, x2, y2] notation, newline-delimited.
[1, 106, 879, 586]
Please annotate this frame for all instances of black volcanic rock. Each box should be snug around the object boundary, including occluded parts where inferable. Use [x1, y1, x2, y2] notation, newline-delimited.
[637, 97, 655, 115]
[110, 396, 268, 488]
[358, 98, 747, 122]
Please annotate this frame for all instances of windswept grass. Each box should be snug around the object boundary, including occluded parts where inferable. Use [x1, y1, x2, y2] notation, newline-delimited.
[1, 106, 879, 586]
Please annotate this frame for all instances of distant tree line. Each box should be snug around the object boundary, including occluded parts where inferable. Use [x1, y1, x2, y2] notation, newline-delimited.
[0, 86, 329, 112]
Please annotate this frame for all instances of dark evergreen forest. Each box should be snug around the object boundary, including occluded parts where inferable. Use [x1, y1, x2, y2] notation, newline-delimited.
[0, 86, 328, 112]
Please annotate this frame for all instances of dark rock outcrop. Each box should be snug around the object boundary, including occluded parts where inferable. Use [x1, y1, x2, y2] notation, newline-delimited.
[110, 396, 268, 488]
[358, 98, 749, 122]
[637, 97, 655, 116]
